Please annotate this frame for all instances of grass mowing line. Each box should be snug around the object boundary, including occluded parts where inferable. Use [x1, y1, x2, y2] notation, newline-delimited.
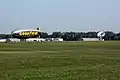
[0, 50, 60, 54]
[0, 51, 32, 54]
[0, 49, 74, 54]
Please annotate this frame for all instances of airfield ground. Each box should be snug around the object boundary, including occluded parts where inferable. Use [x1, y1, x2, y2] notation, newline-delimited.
[0, 41, 120, 80]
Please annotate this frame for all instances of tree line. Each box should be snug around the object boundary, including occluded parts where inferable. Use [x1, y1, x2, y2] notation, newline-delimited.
[0, 31, 120, 41]
[40, 31, 120, 41]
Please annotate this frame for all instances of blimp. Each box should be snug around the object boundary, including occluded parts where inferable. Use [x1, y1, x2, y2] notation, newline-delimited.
[11, 28, 40, 39]
[97, 31, 105, 41]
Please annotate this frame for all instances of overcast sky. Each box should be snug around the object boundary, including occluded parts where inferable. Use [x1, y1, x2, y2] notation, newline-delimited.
[0, 0, 120, 34]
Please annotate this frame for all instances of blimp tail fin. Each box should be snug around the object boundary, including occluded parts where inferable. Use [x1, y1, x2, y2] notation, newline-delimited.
[36, 27, 40, 38]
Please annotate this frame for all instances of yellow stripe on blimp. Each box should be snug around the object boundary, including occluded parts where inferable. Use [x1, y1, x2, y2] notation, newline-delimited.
[19, 31, 39, 36]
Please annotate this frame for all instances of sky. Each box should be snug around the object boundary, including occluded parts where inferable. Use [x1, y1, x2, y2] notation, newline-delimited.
[0, 0, 120, 34]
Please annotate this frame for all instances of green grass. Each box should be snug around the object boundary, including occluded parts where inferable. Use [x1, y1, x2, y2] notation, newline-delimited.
[0, 41, 120, 80]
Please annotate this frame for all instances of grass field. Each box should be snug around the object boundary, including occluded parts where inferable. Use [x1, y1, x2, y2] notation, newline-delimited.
[0, 41, 120, 80]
